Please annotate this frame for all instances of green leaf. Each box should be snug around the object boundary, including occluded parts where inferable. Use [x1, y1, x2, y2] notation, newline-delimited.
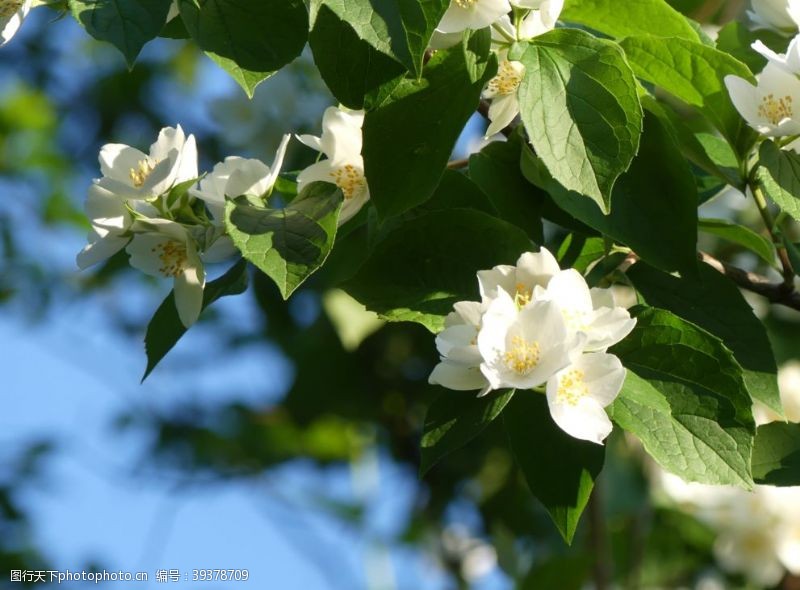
[562, 0, 699, 42]
[518, 28, 643, 213]
[504, 393, 605, 544]
[71, 0, 172, 67]
[757, 140, 800, 222]
[363, 30, 496, 219]
[143, 259, 249, 381]
[716, 20, 789, 75]
[557, 235, 607, 274]
[518, 554, 592, 590]
[699, 218, 776, 266]
[225, 182, 343, 299]
[421, 169, 495, 214]
[610, 307, 755, 487]
[343, 209, 532, 332]
[627, 263, 782, 414]
[317, 0, 449, 76]
[420, 389, 514, 476]
[752, 422, 800, 486]
[619, 35, 753, 142]
[309, 4, 406, 110]
[468, 132, 545, 244]
[177, 0, 308, 97]
[523, 110, 698, 276]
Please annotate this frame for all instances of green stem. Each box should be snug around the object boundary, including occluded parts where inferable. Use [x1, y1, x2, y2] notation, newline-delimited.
[750, 183, 796, 287]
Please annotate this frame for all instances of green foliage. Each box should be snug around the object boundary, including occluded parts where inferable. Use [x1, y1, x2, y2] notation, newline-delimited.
[610, 307, 755, 487]
[314, 0, 449, 77]
[70, 0, 172, 67]
[177, 0, 309, 96]
[420, 389, 514, 475]
[757, 140, 800, 222]
[517, 28, 643, 213]
[627, 263, 782, 413]
[362, 31, 496, 219]
[562, 0, 699, 42]
[619, 36, 753, 142]
[698, 218, 776, 266]
[752, 422, 800, 486]
[143, 259, 249, 381]
[343, 208, 532, 332]
[225, 182, 343, 299]
[505, 393, 605, 544]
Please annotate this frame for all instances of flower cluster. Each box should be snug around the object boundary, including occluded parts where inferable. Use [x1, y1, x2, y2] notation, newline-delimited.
[726, 32, 800, 139]
[432, 0, 564, 137]
[76, 125, 289, 327]
[77, 106, 369, 328]
[749, 0, 800, 33]
[655, 363, 800, 587]
[428, 248, 636, 444]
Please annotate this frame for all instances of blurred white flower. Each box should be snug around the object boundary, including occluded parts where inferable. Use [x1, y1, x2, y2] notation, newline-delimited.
[297, 106, 369, 225]
[126, 219, 205, 328]
[545, 352, 626, 444]
[755, 360, 800, 424]
[752, 36, 800, 74]
[749, 0, 800, 33]
[725, 63, 800, 136]
[0, 0, 31, 46]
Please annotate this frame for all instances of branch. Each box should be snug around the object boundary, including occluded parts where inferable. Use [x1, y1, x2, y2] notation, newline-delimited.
[699, 251, 800, 311]
[446, 158, 469, 170]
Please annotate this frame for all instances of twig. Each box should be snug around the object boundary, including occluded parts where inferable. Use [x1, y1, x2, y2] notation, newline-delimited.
[446, 158, 469, 170]
[699, 251, 800, 311]
[750, 184, 796, 287]
[588, 486, 610, 590]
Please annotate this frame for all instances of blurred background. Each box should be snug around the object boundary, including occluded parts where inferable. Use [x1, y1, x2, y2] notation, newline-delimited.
[2, 1, 800, 589]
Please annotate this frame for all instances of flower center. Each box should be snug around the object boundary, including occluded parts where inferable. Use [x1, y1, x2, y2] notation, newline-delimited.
[0, 0, 23, 18]
[557, 369, 589, 406]
[453, 0, 478, 7]
[330, 164, 366, 200]
[758, 93, 793, 125]
[487, 61, 523, 97]
[561, 308, 591, 332]
[514, 282, 532, 309]
[130, 159, 157, 188]
[503, 335, 540, 375]
[152, 240, 188, 278]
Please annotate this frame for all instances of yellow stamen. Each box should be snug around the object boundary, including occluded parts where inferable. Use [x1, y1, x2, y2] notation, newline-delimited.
[557, 369, 590, 407]
[130, 159, 156, 188]
[758, 93, 793, 125]
[151, 241, 188, 278]
[486, 61, 523, 97]
[514, 282, 532, 309]
[330, 164, 366, 200]
[453, 0, 478, 7]
[0, 0, 23, 18]
[503, 335, 540, 375]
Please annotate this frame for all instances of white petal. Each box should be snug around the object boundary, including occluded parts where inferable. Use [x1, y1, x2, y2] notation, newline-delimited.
[225, 158, 272, 198]
[174, 132, 199, 183]
[319, 107, 364, 163]
[545, 377, 613, 444]
[77, 232, 129, 269]
[85, 181, 131, 231]
[589, 286, 616, 309]
[485, 94, 519, 137]
[149, 125, 186, 162]
[126, 234, 171, 277]
[264, 133, 292, 191]
[576, 352, 626, 407]
[174, 256, 205, 328]
[297, 133, 323, 152]
[429, 30, 463, 49]
[99, 144, 148, 185]
[477, 265, 517, 302]
[515, 248, 560, 290]
[429, 361, 488, 391]
[543, 269, 593, 313]
[585, 308, 637, 351]
[438, 0, 512, 34]
[297, 159, 337, 190]
[451, 300, 484, 328]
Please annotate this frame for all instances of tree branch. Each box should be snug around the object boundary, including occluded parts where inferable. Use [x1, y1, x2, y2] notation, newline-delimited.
[699, 251, 800, 311]
[446, 158, 469, 170]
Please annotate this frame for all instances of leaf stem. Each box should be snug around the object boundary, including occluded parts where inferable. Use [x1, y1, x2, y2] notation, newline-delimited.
[750, 182, 796, 287]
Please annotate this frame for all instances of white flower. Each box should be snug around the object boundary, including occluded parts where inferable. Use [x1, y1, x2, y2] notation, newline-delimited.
[429, 301, 490, 393]
[499, 0, 563, 38]
[755, 360, 800, 424]
[297, 107, 369, 225]
[545, 352, 625, 444]
[76, 180, 133, 269]
[190, 134, 290, 222]
[749, 0, 800, 32]
[126, 220, 205, 328]
[98, 125, 198, 201]
[725, 62, 800, 136]
[0, 0, 31, 46]
[477, 290, 581, 391]
[752, 35, 800, 75]
[483, 59, 525, 137]
[534, 269, 637, 352]
[437, 0, 512, 35]
[477, 248, 560, 305]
